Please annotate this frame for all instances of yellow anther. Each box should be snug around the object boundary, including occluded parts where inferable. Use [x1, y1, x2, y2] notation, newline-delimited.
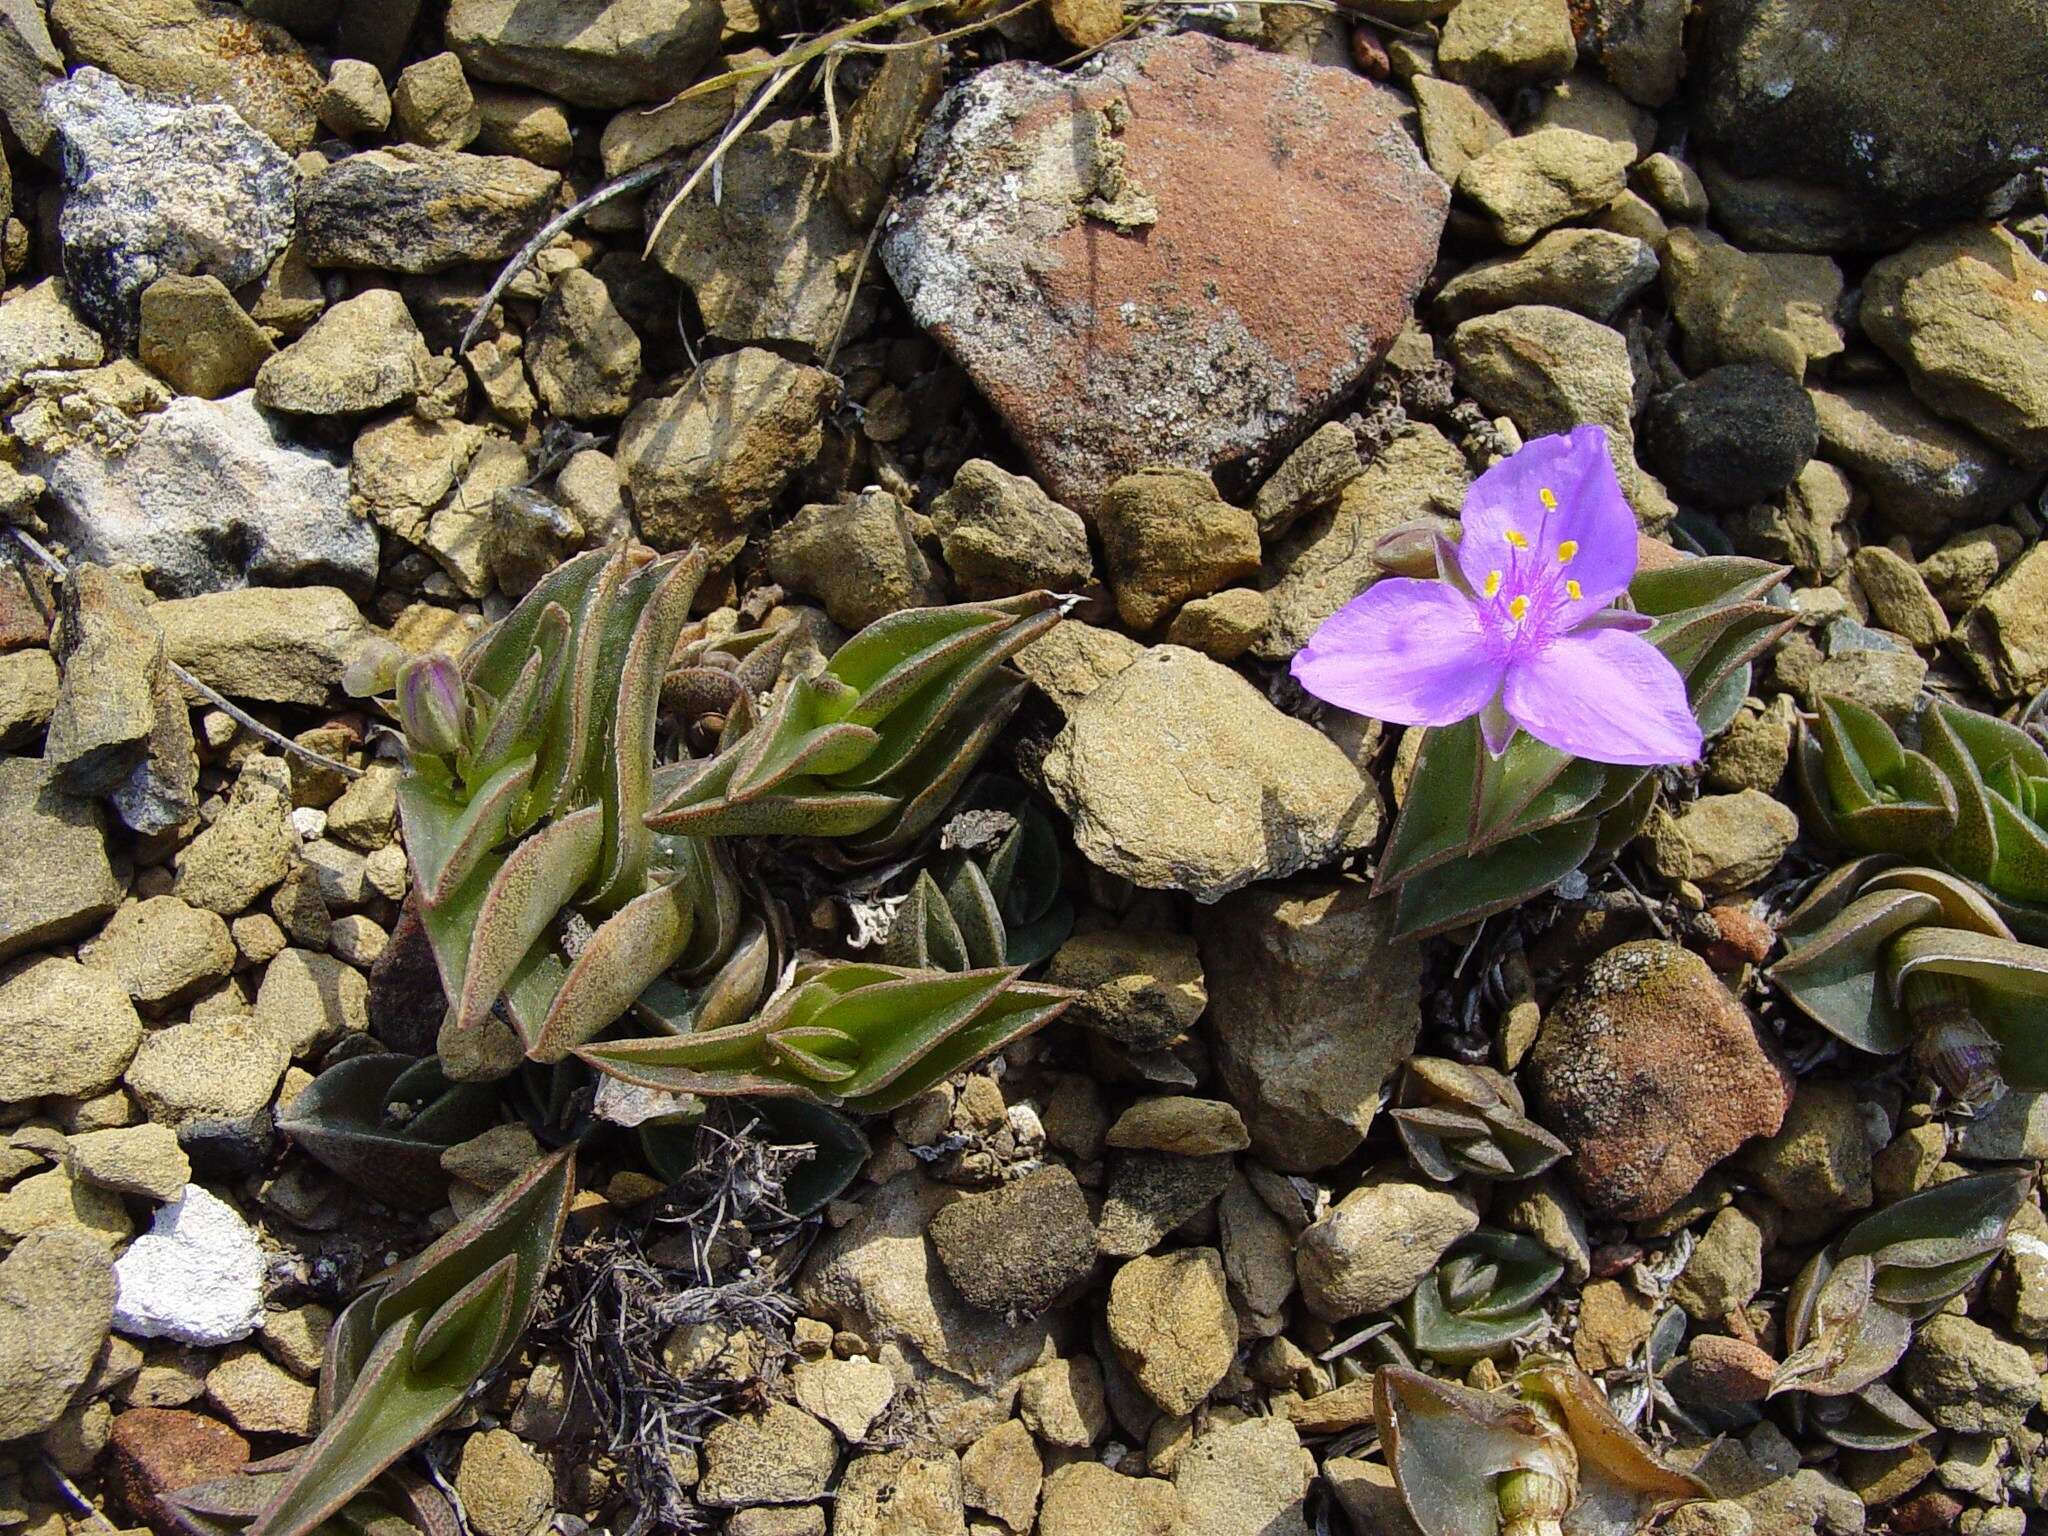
[1567, 579, 1583, 601]
[1505, 529, 1530, 550]
[1508, 595, 1530, 622]
[1539, 487, 1557, 509]
[1483, 570, 1503, 597]
[1557, 540, 1578, 563]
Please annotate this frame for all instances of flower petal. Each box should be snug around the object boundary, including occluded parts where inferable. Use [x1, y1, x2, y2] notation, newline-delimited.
[1502, 626, 1703, 766]
[1458, 425, 1637, 609]
[1291, 579, 1504, 727]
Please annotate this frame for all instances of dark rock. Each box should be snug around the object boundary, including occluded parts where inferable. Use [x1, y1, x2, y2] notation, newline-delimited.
[301, 146, 562, 274]
[1696, 0, 2048, 239]
[1096, 1152, 1233, 1258]
[882, 31, 1447, 511]
[927, 1166, 1098, 1315]
[1644, 364, 1817, 508]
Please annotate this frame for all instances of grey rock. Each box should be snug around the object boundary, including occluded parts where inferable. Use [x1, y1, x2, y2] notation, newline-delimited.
[617, 347, 837, 556]
[25, 390, 375, 600]
[46, 68, 296, 342]
[765, 488, 947, 631]
[1811, 385, 2038, 540]
[1576, 0, 1688, 106]
[0, 955, 143, 1100]
[0, 0, 65, 161]
[44, 564, 161, 796]
[1105, 1248, 1237, 1416]
[930, 459, 1093, 599]
[1449, 306, 1641, 498]
[1661, 227, 1844, 379]
[796, 1174, 1054, 1448]
[1640, 788, 1801, 894]
[527, 268, 641, 421]
[49, 0, 321, 150]
[1862, 225, 2048, 468]
[152, 586, 370, 705]
[124, 1015, 289, 1146]
[1955, 542, 2048, 702]
[928, 1166, 1097, 1315]
[138, 275, 275, 399]
[1437, 0, 1576, 94]
[1296, 1168, 1478, 1320]
[1434, 228, 1660, 326]
[1097, 1152, 1233, 1259]
[301, 146, 561, 274]
[0, 755, 121, 964]
[1899, 1314, 2039, 1435]
[0, 278, 104, 400]
[1172, 1416, 1316, 1536]
[254, 289, 427, 416]
[1036, 646, 1380, 904]
[0, 1231, 115, 1441]
[1456, 129, 1635, 248]
[1409, 75, 1509, 186]
[446, 0, 722, 110]
[649, 115, 869, 355]
[1193, 881, 1421, 1171]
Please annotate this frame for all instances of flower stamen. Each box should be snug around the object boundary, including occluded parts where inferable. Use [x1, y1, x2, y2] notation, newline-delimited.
[1508, 595, 1530, 622]
[1539, 488, 1557, 510]
[1566, 579, 1582, 601]
[1505, 529, 1530, 550]
[1484, 570, 1503, 597]
[1556, 540, 1578, 563]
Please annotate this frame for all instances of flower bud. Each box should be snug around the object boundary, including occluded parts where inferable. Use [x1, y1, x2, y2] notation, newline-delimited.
[1372, 519, 1443, 577]
[397, 655, 468, 758]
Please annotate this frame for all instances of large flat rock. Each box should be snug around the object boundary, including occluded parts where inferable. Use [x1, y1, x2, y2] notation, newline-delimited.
[882, 32, 1447, 511]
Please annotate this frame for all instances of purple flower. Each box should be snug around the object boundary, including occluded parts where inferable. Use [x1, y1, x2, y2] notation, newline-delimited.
[1290, 425, 1702, 767]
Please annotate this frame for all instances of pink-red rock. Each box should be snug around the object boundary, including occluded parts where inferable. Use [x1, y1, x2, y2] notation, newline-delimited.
[1527, 940, 1792, 1222]
[881, 33, 1448, 512]
[108, 1407, 251, 1534]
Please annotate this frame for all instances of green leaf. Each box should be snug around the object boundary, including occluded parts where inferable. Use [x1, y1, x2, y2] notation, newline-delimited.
[1376, 717, 1484, 891]
[1391, 818, 1599, 940]
[588, 551, 705, 911]
[276, 1056, 499, 1212]
[398, 755, 535, 909]
[1771, 1254, 1911, 1398]
[452, 806, 603, 1042]
[529, 875, 699, 1063]
[246, 1152, 573, 1536]
[580, 963, 1074, 1111]
[1765, 888, 1936, 1055]
[1374, 1367, 1553, 1536]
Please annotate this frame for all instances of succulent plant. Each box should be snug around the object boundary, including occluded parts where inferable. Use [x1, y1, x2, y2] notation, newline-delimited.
[579, 961, 1073, 1113]
[164, 1459, 455, 1536]
[275, 1054, 501, 1211]
[1771, 1168, 2029, 1449]
[645, 592, 1061, 857]
[1392, 1058, 1570, 1183]
[1797, 694, 2048, 940]
[379, 543, 1066, 1078]
[235, 1150, 574, 1536]
[1373, 557, 1794, 939]
[1375, 1358, 1705, 1536]
[1399, 1230, 1566, 1366]
[1769, 858, 2048, 1107]
[884, 785, 1073, 971]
